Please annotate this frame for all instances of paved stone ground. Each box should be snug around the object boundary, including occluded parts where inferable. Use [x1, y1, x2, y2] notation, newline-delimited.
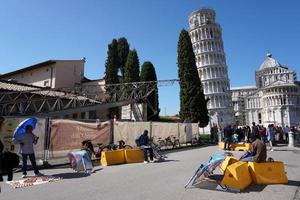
[1, 146, 300, 200]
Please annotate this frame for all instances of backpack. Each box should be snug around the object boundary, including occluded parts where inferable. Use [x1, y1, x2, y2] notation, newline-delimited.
[135, 135, 141, 147]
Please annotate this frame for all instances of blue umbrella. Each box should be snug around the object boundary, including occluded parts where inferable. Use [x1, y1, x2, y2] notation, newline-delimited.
[185, 152, 233, 188]
[13, 117, 38, 139]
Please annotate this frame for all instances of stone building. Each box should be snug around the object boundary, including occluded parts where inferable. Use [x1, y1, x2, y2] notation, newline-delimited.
[231, 53, 300, 127]
[0, 59, 85, 89]
[188, 8, 234, 128]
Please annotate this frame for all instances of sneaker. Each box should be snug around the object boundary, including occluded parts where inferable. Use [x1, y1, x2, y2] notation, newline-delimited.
[21, 175, 27, 179]
[270, 149, 274, 152]
[143, 161, 149, 164]
[35, 172, 44, 177]
[149, 160, 154, 163]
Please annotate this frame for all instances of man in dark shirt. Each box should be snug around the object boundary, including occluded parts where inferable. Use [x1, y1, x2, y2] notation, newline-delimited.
[223, 125, 233, 150]
[251, 122, 259, 138]
[136, 130, 154, 163]
[241, 135, 267, 162]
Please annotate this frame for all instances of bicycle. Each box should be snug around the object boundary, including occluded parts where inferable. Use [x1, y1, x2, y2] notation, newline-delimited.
[82, 140, 132, 160]
[191, 135, 201, 146]
[151, 136, 166, 150]
[101, 140, 133, 151]
[164, 135, 180, 149]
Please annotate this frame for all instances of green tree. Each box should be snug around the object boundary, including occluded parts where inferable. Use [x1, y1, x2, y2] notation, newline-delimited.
[177, 29, 209, 126]
[124, 49, 140, 83]
[141, 61, 159, 121]
[104, 39, 119, 118]
[117, 37, 130, 76]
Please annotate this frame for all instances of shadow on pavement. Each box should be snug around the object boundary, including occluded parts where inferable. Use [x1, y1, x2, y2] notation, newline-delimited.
[242, 184, 266, 193]
[51, 172, 90, 179]
[153, 159, 179, 164]
[287, 180, 300, 187]
[188, 174, 266, 193]
[92, 168, 103, 173]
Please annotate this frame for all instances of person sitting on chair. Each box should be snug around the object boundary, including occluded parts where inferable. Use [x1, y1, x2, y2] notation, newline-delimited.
[135, 130, 154, 163]
[240, 134, 267, 162]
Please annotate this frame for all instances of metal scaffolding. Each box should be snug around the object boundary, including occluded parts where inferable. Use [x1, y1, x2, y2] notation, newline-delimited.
[0, 79, 178, 117]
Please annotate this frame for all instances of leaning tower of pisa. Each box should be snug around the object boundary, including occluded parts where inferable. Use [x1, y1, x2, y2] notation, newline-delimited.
[188, 8, 234, 128]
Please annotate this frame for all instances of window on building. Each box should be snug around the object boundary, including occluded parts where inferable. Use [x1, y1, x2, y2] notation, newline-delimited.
[258, 113, 262, 124]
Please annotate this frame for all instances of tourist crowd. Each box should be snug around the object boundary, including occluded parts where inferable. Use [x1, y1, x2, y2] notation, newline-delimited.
[210, 122, 300, 149]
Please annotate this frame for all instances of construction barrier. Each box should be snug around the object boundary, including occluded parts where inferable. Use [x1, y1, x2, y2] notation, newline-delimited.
[100, 149, 126, 166]
[218, 142, 225, 150]
[221, 161, 252, 191]
[231, 143, 251, 151]
[220, 156, 239, 172]
[124, 149, 144, 163]
[218, 142, 251, 151]
[248, 161, 288, 184]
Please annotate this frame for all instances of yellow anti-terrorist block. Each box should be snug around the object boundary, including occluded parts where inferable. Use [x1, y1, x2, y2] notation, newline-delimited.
[248, 161, 288, 185]
[101, 149, 125, 166]
[124, 149, 144, 163]
[221, 161, 252, 191]
[218, 142, 225, 150]
[233, 143, 251, 151]
[220, 156, 239, 173]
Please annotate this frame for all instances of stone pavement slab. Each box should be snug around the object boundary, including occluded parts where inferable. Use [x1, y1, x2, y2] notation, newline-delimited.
[0, 146, 299, 200]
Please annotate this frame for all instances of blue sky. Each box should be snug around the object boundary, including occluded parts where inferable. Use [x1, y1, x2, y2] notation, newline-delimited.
[1, 0, 300, 115]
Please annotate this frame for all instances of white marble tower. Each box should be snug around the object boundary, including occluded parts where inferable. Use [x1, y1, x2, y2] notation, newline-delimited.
[188, 8, 234, 128]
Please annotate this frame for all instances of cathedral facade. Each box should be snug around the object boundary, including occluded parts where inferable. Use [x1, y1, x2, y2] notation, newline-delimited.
[231, 53, 300, 127]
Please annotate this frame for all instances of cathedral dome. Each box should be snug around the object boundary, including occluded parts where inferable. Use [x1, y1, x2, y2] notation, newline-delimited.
[259, 53, 281, 70]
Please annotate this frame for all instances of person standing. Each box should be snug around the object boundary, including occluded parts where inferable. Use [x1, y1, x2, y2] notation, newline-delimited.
[0, 117, 17, 182]
[259, 125, 267, 142]
[14, 125, 43, 178]
[223, 125, 233, 150]
[251, 122, 259, 138]
[267, 124, 274, 151]
[283, 125, 290, 143]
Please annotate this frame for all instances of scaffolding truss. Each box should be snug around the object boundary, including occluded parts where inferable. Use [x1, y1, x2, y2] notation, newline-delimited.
[0, 79, 178, 117]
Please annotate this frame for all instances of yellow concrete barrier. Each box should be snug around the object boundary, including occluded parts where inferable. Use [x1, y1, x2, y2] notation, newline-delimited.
[248, 161, 288, 184]
[231, 143, 251, 151]
[219, 142, 251, 151]
[218, 142, 225, 150]
[124, 149, 144, 163]
[220, 156, 239, 172]
[101, 149, 126, 166]
[221, 161, 252, 191]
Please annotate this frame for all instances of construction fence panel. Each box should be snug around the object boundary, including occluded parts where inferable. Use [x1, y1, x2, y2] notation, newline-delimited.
[113, 121, 151, 147]
[178, 123, 200, 144]
[1, 117, 46, 160]
[151, 122, 180, 142]
[114, 121, 200, 146]
[49, 119, 110, 158]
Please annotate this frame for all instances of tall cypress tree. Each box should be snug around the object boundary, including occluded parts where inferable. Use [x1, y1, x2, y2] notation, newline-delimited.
[117, 37, 130, 76]
[105, 39, 119, 84]
[124, 49, 140, 83]
[141, 61, 159, 121]
[104, 39, 119, 118]
[177, 29, 209, 126]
